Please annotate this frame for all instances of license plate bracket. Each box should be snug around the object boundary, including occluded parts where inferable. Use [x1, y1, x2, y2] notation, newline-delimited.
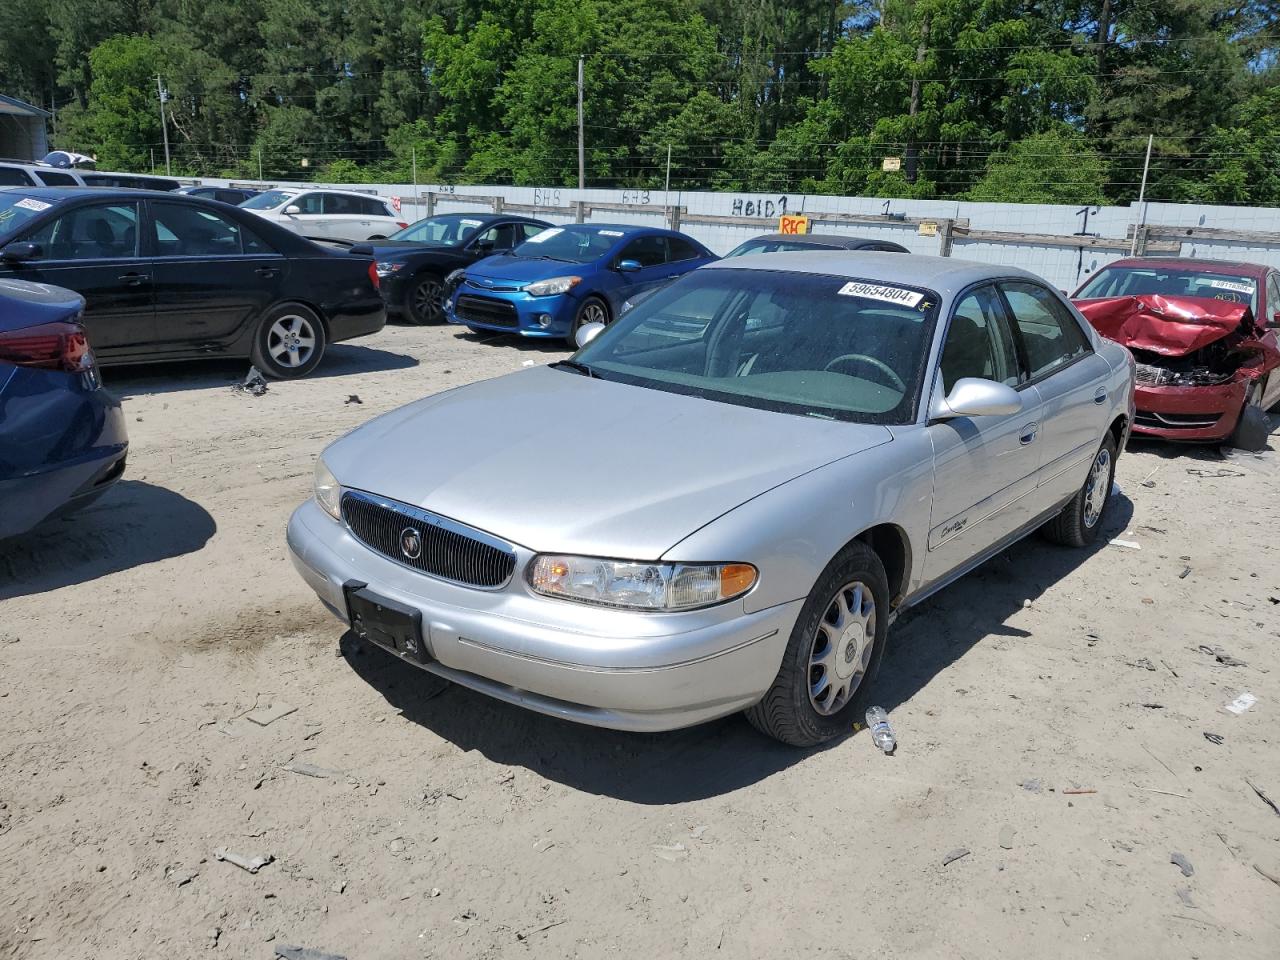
[343, 580, 428, 662]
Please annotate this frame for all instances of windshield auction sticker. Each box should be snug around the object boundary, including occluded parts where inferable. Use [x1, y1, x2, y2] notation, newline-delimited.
[837, 281, 924, 308]
[598, 229, 624, 237]
[524, 227, 562, 243]
[14, 198, 52, 212]
[1208, 278, 1253, 295]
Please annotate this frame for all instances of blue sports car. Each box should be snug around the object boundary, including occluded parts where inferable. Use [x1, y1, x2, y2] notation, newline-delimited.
[0, 278, 128, 540]
[444, 223, 717, 343]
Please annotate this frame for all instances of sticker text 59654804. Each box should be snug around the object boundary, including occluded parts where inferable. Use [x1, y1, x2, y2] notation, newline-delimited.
[836, 281, 924, 308]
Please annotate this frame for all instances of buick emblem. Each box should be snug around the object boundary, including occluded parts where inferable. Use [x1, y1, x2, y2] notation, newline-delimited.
[399, 526, 423, 560]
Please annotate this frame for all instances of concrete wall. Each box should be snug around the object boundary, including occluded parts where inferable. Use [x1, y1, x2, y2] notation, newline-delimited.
[204, 176, 1280, 292]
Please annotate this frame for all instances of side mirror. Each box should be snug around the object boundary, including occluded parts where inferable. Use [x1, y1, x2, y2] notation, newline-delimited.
[1, 241, 42, 262]
[1270, 312, 1280, 329]
[575, 321, 606, 349]
[473, 239, 494, 253]
[933, 377, 1022, 419]
[284, 204, 302, 216]
[617, 259, 641, 273]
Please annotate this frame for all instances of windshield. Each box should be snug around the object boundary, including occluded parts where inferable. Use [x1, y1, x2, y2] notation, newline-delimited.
[725, 238, 837, 258]
[512, 225, 625, 263]
[1077, 265, 1258, 312]
[0, 193, 56, 239]
[391, 215, 485, 245]
[573, 268, 940, 424]
[240, 190, 295, 210]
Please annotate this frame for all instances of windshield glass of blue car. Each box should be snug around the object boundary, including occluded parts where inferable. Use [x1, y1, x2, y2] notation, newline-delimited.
[0, 193, 56, 237]
[390, 215, 486, 245]
[572, 269, 940, 424]
[512, 226, 622, 263]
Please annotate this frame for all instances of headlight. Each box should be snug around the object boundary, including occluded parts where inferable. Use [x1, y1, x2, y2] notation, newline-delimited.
[375, 261, 403, 277]
[529, 555, 757, 611]
[445, 268, 465, 287]
[314, 458, 342, 520]
[524, 276, 581, 297]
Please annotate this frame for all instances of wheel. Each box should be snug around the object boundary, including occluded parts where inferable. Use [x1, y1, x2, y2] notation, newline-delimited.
[1041, 433, 1117, 547]
[250, 303, 327, 379]
[1229, 386, 1270, 451]
[405, 274, 444, 325]
[566, 296, 609, 346]
[744, 541, 888, 746]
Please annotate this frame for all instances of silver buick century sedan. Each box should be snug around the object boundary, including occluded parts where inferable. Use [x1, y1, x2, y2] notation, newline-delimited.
[287, 253, 1134, 745]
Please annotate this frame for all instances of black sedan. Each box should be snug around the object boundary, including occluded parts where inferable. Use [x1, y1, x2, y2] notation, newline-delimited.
[369, 213, 551, 324]
[176, 185, 260, 205]
[0, 187, 385, 379]
[723, 232, 909, 257]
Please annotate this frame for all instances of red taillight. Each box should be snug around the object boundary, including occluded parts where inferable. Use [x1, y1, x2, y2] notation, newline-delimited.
[0, 320, 94, 372]
[367, 261, 380, 290]
[396, 222, 409, 230]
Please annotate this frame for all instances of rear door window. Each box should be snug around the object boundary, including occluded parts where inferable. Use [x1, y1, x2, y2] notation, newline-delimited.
[667, 237, 704, 262]
[619, 235, 668, 267]
[34, 170, 77, 186]
[0, 167, 35, 186]
[999, 282, 1090, 381]
[151, 201, 268, 256]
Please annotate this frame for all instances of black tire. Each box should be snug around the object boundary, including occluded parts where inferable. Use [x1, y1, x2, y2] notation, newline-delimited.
[405, 273, 445, 325]
[1228, 390, 1270, 451]
[367, 234, 387, 240]
[249, 303, 327, 380]
[744, 541, 889, 747]
[1042, 433, 1117, 547]
[566, 296, 609, 346]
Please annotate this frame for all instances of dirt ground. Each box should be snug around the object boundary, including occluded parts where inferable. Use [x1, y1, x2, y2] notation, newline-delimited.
[2, 321, 1279, 960]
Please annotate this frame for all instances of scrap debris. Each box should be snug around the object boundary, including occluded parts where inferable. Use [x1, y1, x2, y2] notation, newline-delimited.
[1245, 778, 1280, 817]
[344, 394, 363, 405]
[275, 946, 348, 960]
[232, 366, 269, 397]
[1170, 852, 1195, 877]
[283, 762, 341, 779]
[941, 848, 970, 866]
[214, 849, 273, 874]
[1224, 692, 1258, 715]
[246, 702, 298, 727]
[1203, 732, 1224, 746]
[1199, 645, 1247, 667]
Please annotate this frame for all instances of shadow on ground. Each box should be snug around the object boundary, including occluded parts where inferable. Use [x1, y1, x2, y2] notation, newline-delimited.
[102, 342, 419, 399]
[452, 328, 572, 355]
[0, 480, 216, 601]
[344, 494, 1134, 803]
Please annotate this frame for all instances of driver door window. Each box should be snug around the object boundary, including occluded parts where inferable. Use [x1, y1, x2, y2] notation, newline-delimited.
[474, 223, 518, 251]
[938, 286, 1020, 394]
[293, 193, 324, 215]
[618, 236, 668, 268]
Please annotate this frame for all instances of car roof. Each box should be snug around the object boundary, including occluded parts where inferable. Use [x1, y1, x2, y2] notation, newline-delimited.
[704, 250, 1044, 295]
[1101, 256, 1268, 278]
[745, 233, 902, 248]
[556, 222, 669, 236]
[0, 185, 185, 200]
[419, 212, 548, 225]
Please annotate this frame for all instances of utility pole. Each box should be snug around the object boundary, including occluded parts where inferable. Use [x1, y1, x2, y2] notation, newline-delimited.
[155, 75, 171, 175]
[577, 55, 585, 191]
[904, 16, 930, 184]
[257, 148, 263, 182]
[664, 144, 672, 195]
[412, 146, 419, 216]
[1130, 134, 1154, 256]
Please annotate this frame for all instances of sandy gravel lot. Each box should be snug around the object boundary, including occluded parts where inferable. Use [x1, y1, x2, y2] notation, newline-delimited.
[2, 321, 1279, 960]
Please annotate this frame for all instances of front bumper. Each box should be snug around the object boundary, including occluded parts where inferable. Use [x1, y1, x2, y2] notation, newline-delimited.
[1131, 381, 1246, 442]
[286, 498, 798, 732]
[444, 286, 577, 337]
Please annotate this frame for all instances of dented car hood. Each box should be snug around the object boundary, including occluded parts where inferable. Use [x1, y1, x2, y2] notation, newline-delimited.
[1075, 294, 1280, 381]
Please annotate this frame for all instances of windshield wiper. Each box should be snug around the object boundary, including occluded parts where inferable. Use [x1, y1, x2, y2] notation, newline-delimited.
[551, 359, 597, 378]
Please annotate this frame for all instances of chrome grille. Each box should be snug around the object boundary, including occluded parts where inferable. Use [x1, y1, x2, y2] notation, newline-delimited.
[1133, 363, 1169, 387]
[341, 491, 516, 589]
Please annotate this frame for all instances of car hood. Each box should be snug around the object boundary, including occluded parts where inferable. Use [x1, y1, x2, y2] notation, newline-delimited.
[465, 255, 597, 285]
[324, 366, 893, 558]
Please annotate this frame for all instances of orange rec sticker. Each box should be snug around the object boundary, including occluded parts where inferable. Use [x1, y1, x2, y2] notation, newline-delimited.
[778, 214, 809, 235]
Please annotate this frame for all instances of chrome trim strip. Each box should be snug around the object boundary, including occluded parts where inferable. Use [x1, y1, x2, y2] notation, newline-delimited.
[456, 629, 779, 674]
[341, 488, 518, 590]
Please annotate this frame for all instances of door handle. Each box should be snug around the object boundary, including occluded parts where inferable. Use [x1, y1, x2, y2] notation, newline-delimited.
[256, 267, 279, 277]
[117, 272, 148, 285]
[1019, 422, 1039, 445]
[1093, 388, 1107, 404]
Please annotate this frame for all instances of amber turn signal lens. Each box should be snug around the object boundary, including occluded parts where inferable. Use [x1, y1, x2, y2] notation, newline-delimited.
[719, 563, 757, 597]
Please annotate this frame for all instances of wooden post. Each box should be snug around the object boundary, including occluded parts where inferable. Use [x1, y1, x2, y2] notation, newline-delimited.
[667, 205, 682, 232]
[425, 192, 436, 217]
[938, 218, 955, 257]
[1134, 224, 1150, 256]
[492, 196, 504, 214]
[572, 200, 585, 224]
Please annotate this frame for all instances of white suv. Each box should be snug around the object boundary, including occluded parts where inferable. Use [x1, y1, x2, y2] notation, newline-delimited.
[240, 188, 407, 241]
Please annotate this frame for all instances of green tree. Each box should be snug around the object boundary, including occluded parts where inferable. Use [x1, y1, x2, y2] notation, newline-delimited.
[64, 35, 169, 171]
[967, 130, 1107, 204]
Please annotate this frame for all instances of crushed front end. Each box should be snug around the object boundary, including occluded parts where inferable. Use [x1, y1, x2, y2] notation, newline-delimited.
[1075, 294, 1280, 442]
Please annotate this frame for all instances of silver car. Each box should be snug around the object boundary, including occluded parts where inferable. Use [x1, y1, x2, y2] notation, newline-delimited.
[287, 253, 1135, 745]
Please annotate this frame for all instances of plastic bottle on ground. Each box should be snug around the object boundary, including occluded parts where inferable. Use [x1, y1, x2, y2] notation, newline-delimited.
[865, 706, 896, 754]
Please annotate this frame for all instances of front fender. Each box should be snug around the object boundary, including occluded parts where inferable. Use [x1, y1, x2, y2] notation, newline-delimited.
[661, 429, 934, 616]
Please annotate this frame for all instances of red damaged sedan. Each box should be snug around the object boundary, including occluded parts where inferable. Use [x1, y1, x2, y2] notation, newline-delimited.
[1073, 258, 1280, 449]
